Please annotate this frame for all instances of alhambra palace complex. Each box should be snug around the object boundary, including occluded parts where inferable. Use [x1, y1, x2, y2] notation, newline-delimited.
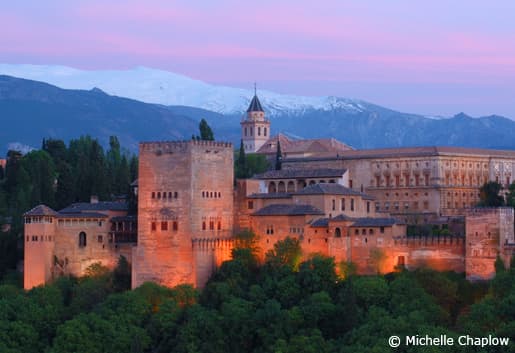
[24, 94, 515, 290]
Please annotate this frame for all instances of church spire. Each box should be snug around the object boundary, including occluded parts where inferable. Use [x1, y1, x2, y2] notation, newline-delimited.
[247, 84, 264, 112]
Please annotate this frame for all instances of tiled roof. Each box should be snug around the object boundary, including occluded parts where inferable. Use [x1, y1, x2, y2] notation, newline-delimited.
[59, 201, 128, 213]
[331, 214, 355, 222]
[248, 193, 293, 199]
[247, 95, 264, 112]
[283, 146, 515, 162]
[295, 183, 374, 200]
[310, 218, 329, 227]
[256, 134, 353, 155]
[111, 215, 137, 222]
[24, 205, 58, 217]
[56, 212, 108, 219]
[255, 168, 346, 179]
[351, 217, 397, 227]
[253, 204, 324, 216]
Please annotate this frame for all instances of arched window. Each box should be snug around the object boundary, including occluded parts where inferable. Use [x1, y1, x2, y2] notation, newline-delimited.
[174, 192, 178, 198]
[157, 192, 161, 199]
[269, 181, 277, 193]
[79, 232, 87, 248]
[258, 127, 261, 136]
[217, 221, 221, 230]
[278, 181, 286, 193]
[309, 180, 316, 185]
[287, 181, 295, 193]
[202, 221, 206, 230]
[264, 127, 267, 136]
[244, 127, 247, 136]
[335, 228, 341, 238]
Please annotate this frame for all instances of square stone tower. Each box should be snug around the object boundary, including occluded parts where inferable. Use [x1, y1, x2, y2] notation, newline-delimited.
[132, 140, 234, 288]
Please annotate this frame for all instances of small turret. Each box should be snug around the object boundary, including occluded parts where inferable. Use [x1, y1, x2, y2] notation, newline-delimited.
[240, 85, 271, 153]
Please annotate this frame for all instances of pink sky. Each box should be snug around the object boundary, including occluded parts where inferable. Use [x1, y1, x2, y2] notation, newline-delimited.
[1, 0, 515, 117]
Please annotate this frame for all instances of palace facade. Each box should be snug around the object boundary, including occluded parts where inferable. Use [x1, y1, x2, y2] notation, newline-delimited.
[23, 94, 515, 290]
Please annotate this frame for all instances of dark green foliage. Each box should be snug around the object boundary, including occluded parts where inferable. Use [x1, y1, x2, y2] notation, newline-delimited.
[0, 136, 138, 281]
[113, 256, 131, 292]
[275, 140, 282, 170]
[234, 149, 269, 179]
[1, 250, 515, 351]
[478, 181, 505, 206]
[199, 118, 214, 141]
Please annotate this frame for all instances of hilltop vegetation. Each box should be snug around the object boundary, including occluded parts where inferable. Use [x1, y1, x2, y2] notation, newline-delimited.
[1, 237, 514, 353]
[0, 136, 138, 280]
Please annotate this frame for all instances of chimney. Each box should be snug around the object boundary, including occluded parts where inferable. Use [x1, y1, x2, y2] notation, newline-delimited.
[90, 195, 99, 204]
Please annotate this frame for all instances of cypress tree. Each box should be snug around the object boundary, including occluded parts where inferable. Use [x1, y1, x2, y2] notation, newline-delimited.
[199, 119, 215, 141]
[237, 140, 248, 178]
[275, 140, 282, 171]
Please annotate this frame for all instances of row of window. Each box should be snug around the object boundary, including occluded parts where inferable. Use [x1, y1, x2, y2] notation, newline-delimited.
[24, 217, 53, 224]
[331, 198, 356, 212]
[290, 227, 304, 234]
[26, 235, 53, 242]
[151, 221, 179, 232]
[376, 175, 430, 187]
[268, 179, 337, 193]
[244, 126, 268, 137]
[151, 191, 179, 199]
[202, 221, 222, 230]
[202, 191, 222, 198]
[57, 219, 103, 227]
[376, 162, 430, 169]
[377, 201, 430, 212]
[385, 192, 429, 197]
[353, 227, 385, 235]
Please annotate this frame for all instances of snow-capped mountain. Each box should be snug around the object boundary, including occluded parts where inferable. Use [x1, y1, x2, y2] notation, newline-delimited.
[0, 64, 364, 116]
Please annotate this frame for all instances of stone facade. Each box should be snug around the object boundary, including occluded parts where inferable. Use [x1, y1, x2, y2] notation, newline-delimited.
[132, 140, 234, 289]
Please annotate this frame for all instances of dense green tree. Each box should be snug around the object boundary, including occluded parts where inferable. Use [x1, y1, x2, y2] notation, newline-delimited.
[275, 140, 282, 170]
[478, 181, 505, 206]
[199, 119, 214, 141]
[235, 140, 248, 179]
[265, 236, 302, 271]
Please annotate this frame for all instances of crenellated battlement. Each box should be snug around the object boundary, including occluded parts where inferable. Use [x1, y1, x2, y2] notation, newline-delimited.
[394, 235, 465, 247]
[140, 140, 233, 153]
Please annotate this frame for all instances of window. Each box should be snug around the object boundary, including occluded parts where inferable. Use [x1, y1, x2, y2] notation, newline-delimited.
[161, 221, 168, 231]
[151, 192, 155, 199]
[375, 202, 380, 211]
[385, 176, 390, 186]
[209, 221, 214, 230]
[151, 222, 156, 231]
[362, 229, 366, 235]
[79, 232, 87, 247]
[172, 221, 178, 231]
[341, 198, 345, 211]
[202, 221, 206, 230]
[157, 192, 161, 199]
[367, 202, 370, 213]
[264, 127, 267, 136]
[244, 127, 247, 136]
[376, 176, 380, 187]
[168, 192, 172, 198]
[332, 199, 336, 211]
[335, 228, 341, 238]
[415, 175, 420, 186]
[380, 227, 385, 234]
[258, 127, 261, 136]
[174, 192, 178, 198]
[354, 229, 359, 235]
[217, 221, 221, 230]
[202, 191, 205, 197]
[350, 198, 354, 211]
[425, 174, 429, 186]
[369, 229, 374, 235]
[248, 201, 254, 210]
[395, 175, 400, 187]
[397, 256, 405, 266]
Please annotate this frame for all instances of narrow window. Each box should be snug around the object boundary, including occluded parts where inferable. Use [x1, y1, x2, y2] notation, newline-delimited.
[174, 192, 178, 198]
[350, 198, 354, 211]
[264, 127, 267, 136]
[217, 221, 221, 230]
[248, 201, 254, 210]
[172, 221, 178, 231]
[332, 199, 336, 211]
[161, 221, 168, 231]
[98, 235, 103, 243]
[367, 202, 370, 213]
[151, 222, 156, 231]
[258, 127, 261, 136]
[202, 221, 206, 230]
[79, 232, 87, 247]
[209, 221, 214, 230]
[151, 192, 155, 199]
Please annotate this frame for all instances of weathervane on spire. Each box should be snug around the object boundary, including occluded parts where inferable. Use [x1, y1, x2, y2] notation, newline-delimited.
[254, 82, 257, 96]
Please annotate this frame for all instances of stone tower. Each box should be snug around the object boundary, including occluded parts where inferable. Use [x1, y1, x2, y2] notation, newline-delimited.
[23, 205, 57, 289]
[132, 140, 234, 288]
[240, 90, 270, 153]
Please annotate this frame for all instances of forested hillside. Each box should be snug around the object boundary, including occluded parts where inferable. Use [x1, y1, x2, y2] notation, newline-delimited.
[0, 236, 513, 352]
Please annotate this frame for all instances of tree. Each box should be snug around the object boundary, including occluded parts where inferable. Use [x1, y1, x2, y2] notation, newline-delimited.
[265, 237, 302, 271]
[235, 140, 248, 179]
[495, 254, 506, 274]
[275, 140, 282, 170]
[199, 119, 214, 141]
[478, 181, 505, 207]
[505, 182, 515, 207]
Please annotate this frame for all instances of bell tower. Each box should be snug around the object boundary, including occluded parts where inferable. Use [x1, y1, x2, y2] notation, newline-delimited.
[240, 85, 270, 153]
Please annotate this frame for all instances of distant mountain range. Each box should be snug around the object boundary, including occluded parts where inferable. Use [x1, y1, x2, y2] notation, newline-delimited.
[1, 65, 515, 154]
